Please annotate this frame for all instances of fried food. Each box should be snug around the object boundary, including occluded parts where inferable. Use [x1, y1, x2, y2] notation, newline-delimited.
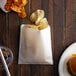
[5, 0, 13, 10]
[29, 9, 48, 30]
[14, 0, 18, 3]
[30, 12, 37, 23]
[5, 0, 28, 18]
[22, 9, 48, 30]
[13, 0, 27, 6]
[18, 7, 27, 18]
[30, 9, 44, 25]
[21, 0, 28, 6]
[25, 25, 38, 30]
[11, 4, 22, 13]
[38, 18, 48, 30]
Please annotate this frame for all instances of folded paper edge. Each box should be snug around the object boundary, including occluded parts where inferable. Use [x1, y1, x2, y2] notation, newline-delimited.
[18, 24, 53, 65]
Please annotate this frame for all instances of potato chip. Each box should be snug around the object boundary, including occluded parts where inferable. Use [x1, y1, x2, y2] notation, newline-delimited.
[30, 9, 44, 25]
[35, 10, 44, 25]
[30, 12, 37, 22]
[30, 9, 48, 30]
[25, 25, 38, 30]
[38, 18, 48, 30]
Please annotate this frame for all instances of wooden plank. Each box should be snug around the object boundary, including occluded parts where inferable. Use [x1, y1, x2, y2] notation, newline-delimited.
[41, 0, 49, 18]
[64, 0, 76, 46]
[0, 10, 6, 46]
[40, 65, 54, 76]
[31, 65, 42, 76]
[21, 65, 30, 76]
[53, 0, 65, 76]
[0, 10, 12, 76]
[7, 11, 20, 76]
[31, 0, 41, 12]
[0, 10, 6, 76]
[48, 0, 53, 26]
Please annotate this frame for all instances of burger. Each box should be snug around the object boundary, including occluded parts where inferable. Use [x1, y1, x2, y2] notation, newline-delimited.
[67, 55, 76, 76]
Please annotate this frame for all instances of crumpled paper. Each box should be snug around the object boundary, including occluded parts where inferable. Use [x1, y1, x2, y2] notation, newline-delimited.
[18, 24, 53, 64]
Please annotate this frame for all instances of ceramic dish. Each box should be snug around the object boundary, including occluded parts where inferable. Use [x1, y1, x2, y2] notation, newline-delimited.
[59, 42, 76, 76]
[0, 46, 13, 70]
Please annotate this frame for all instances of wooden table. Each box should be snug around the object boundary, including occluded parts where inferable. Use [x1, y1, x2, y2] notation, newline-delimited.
[0, 0, 76, 76]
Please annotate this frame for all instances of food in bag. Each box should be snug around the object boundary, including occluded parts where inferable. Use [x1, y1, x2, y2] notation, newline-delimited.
[26, 9, 48, 30]
[18, 9, 53, 64]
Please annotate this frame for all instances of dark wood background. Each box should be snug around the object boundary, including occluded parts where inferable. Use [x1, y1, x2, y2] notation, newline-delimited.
[0, 0, 76, 76]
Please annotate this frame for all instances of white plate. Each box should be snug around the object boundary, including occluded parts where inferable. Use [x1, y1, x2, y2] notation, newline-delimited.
[59, 42, 76, 76]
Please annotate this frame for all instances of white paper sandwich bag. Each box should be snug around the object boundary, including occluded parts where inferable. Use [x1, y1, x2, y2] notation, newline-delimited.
[18, 24, 53, 64]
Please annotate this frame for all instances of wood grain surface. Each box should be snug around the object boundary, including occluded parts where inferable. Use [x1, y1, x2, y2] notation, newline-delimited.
[0, 0, 76, 76]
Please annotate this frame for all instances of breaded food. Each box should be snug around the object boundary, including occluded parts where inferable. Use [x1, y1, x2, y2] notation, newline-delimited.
[5, 0, 28, 18]
[25, 18, 48, 30]
[30, 9, 44, 25]
[25, 25, 38, 30]
[38, 18, 48, 30]
[4, 0, 13, 10]
[11, 4, 22, 13]
[68, 56, 76, 75]
[25, 9, 48, 30]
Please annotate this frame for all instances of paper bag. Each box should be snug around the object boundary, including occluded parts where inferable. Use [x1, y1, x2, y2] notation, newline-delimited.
[18, 24, 53, 64]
